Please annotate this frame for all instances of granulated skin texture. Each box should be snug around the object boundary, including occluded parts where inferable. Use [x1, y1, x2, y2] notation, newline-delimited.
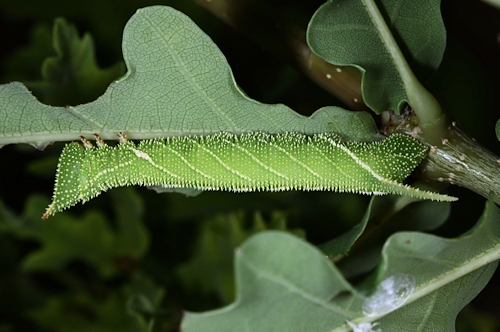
[43, 132, 456, 218]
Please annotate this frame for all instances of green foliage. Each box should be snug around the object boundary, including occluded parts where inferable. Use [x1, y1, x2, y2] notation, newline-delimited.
[177, 211, 304, 304]
[320, 193, 451, 276]
[0, 6, 369, 148]
[183, 200, 500, 331]
[0, 188, 163, 330]
[2, 23, 54, 83]
[3, 18, 125, 107]
[0, 0, 499, 331]
[307, 0, 445, 129]
[1, 188, 148, 276]
[307, 0, 445, 113]
[29, 18, 125, 106]
[29, 283, 156, 332]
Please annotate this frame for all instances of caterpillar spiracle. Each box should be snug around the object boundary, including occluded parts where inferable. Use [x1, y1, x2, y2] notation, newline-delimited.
[42, 132, 456, 219]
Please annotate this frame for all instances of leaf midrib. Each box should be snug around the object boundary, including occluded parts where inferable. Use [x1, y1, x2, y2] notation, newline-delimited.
[139, 10, 239, 132]
[238, 248, 359, 318]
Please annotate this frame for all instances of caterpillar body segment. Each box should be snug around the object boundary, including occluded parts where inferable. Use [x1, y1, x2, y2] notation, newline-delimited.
[43, 132, 456, 219]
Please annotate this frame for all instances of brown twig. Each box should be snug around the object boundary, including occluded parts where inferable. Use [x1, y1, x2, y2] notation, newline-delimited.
[419, 124, 500, 205]
[194, 0, 367, 111]
[196, 0, 500, 204]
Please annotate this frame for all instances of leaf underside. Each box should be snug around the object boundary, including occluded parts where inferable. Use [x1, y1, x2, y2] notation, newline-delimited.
[1, 6, 379, 148]
[182, 199, 500, 331]
[307, 0, 446, 113]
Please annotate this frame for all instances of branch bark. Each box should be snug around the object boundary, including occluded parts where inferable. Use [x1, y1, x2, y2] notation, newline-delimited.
[419, 124, 500, 205]
[196, 0, 500, 204]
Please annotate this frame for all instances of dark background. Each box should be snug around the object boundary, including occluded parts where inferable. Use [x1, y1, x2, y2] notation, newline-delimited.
[0, 0, 499, 330]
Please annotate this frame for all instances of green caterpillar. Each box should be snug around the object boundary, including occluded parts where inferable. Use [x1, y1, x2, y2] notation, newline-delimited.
[43, 132, 456, 219]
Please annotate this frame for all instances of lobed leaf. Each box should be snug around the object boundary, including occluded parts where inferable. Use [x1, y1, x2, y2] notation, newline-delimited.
[25, 18, 126, 106]
[176, 211, 304, 304]
[2, 23, 54, 83]
[307, 0, 446, 114]
[0, 6, 378, 148]
[335, 193, 451, 278]
[182, 200, 500, 331]
[30, 274, 163, 332]
[1, 188, 148, 277]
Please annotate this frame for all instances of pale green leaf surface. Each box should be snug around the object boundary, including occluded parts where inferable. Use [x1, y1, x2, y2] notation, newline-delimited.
[177, 211, 304, 304]
[320, 193, 450, 276]
[182, 231, 363, 332]
[0, 6, 377, 148]
[496, 119, 500, 140]
[361, 263, 495, 332]
[307, 0, 446, 114]
[182, 200, 499, 332]
[338, 194, 451, 278]
[361, 199, 500, 330]
[324, 107, 381, 141]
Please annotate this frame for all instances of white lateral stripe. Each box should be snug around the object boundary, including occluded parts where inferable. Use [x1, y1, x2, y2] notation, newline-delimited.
[266, 139, 324, 180]
[322, 136, 386, 182]
[93, 160, 133, 181]
[130, 147, 181, 179]
[221, 136, 289, 181]
[308, 142, 358, 183]
[191, 137, 253, 182]
[319, 137, 444, 197]
[165, 145, 216, 181]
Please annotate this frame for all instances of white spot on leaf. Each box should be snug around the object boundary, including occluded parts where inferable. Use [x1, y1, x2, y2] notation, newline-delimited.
[347, 321, 381, 332]
[362, 274, 415, 317]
